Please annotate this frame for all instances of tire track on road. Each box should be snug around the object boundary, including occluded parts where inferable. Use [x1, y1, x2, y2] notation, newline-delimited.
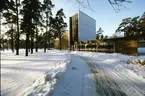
[81, 56, 145, 96]
[81, 57, 127, 96]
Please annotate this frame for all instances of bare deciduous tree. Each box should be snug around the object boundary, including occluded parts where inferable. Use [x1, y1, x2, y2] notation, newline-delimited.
[67, 0, 132, 12]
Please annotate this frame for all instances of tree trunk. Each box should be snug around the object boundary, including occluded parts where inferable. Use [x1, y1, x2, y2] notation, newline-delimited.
[49, 38, 50, 50]
[48, 30, 50, 50]
[30, 38, 34, 54]
[0, 12, 1, 38]
[0, 12, 2, 51]
[73, 44, 74, 51]
[59, 31, 62, 50]
[11, 37, 14, 52]
[11, 23, 14, 52]
[7, 40, 9, 50]
[35, 24, 38, 52]
[16, 0, 19, 55]
[78, 42, 80, 51]
[29, 48, 30, 52]
[44, 34, 47, 53]
[44, 42, 47, 53]
[25, 30, 29, 56]
[44, 19, 48, 53]
[2, 38, 5, 51]
[2, 39, 5, 51]
[28, 38, 30, 52]
[30, 32, 34, 54]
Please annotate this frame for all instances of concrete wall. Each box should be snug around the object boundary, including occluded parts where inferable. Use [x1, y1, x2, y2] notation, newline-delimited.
[78, 11, 96, 41]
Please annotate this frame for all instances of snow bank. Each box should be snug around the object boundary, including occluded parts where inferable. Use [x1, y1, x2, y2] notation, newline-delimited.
[1, 49, 71, 96]
[72, 51, 145, 79]
[73, 51, 145, 96]
[25, 60, 71, 96]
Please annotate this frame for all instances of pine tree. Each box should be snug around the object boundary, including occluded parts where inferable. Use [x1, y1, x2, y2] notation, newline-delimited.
[15, 0, 20, 55]
[96, 27, 104, 39]
[53, 9, 67, 50]
[42, 0, 54, 52]
[21, 0, 33, 56]
[21, 0, 43, 56]
[2, 8, 17, 52]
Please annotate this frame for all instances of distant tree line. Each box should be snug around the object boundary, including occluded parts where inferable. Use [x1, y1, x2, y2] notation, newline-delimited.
[0, 0, 67, 56]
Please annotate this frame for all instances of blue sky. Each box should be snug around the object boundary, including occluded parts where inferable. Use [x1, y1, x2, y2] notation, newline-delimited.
[52, 0, 145, 36]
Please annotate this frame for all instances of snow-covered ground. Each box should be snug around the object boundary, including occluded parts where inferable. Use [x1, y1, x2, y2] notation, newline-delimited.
[72, 51, 145, 96]
[1, 49, 145, 96]
[1, 49, 71, 96]
[52, 55, 96, 96]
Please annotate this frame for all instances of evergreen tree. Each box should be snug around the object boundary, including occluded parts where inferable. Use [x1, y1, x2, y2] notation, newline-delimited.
[21, 0, 43, 56]
[42, 0, 54, 52]
[116, 16, 141, 37]
[139, 12, 145, 40]
[0, 12, 1, 41]
[96, 27, 104, 39]
[21, 0, 34, 56]
[2, 8, 17, 52]
[32, 0, 43, 53]
[0, 0, 15, 12]
[53, 9, 67, 50]
[15, 0, 20, 55]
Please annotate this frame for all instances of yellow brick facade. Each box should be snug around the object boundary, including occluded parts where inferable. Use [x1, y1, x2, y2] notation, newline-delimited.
[54, 32, 69, 50]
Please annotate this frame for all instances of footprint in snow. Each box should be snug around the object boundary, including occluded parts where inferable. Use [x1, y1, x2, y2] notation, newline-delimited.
[72, 67, 77, 70]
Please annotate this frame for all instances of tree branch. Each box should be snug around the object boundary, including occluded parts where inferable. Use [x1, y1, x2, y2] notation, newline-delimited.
[69, 0, 132, 13]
